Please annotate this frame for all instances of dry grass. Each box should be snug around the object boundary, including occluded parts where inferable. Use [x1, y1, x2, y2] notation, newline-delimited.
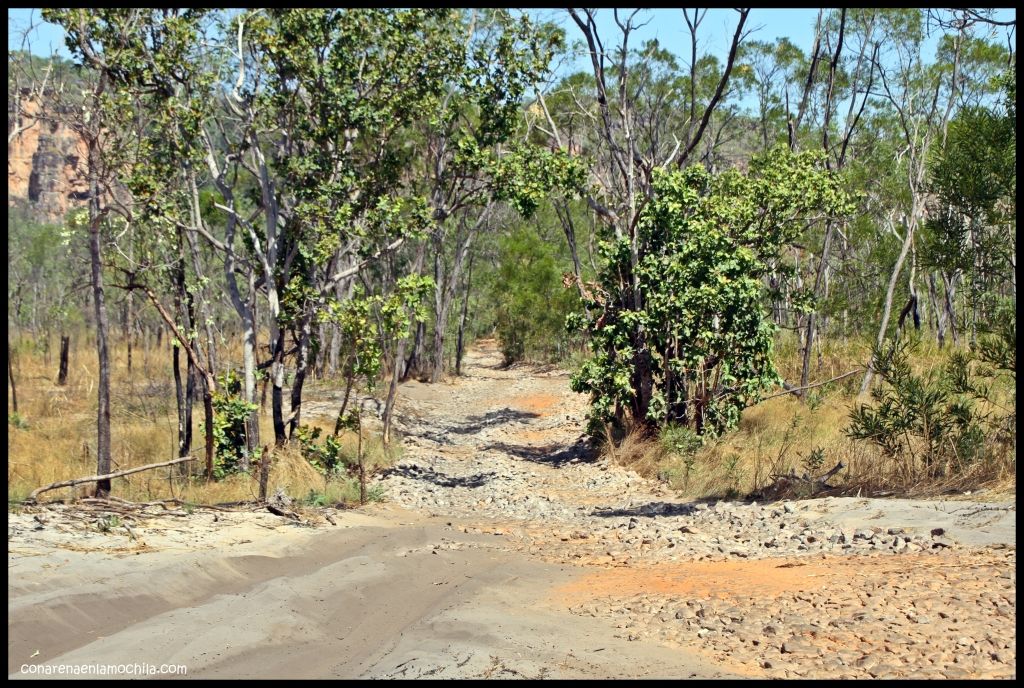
[604, 333, 1016, 501]
[7, 332, 393, 507]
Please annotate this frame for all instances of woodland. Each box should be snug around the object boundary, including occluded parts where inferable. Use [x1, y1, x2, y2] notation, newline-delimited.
[7, 8, 1016, 505]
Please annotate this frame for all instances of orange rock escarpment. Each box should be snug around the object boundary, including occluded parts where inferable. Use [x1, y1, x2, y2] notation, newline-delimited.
[8, 92, 90, 222]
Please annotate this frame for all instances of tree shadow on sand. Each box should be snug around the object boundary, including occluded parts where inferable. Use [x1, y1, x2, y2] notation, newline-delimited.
[449, 408, 540, 435]
[380, 464, 495, 488]
[590, 501, 706, 518]
[483, 438, 596, 468]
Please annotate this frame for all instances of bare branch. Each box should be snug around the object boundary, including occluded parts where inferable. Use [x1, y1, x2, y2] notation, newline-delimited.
[676, 8, 750, 168]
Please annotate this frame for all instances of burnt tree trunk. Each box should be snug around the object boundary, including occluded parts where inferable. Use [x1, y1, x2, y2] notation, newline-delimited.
[455, 253, 474, 376]
[271, 327, 287, 446]
[57, 335, 70, 386]
[405, 320, 426, 382]
[258, 445, 271, 502]
[172, 251, 194, 468]
[7, 341, 17, 414]
[287, 311, 314, 440]
[88, 164, 112, 497]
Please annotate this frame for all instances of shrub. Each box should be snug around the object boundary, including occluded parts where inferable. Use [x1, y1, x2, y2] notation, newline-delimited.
[570, 147, 852, 438]
[658, 424, 702, 457]
[211, 370, 259, 478]
[847, 336, 1011, 479]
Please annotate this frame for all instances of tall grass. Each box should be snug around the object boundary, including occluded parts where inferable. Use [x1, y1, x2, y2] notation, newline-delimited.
[7, 332, 395, 506]
[604, 332, 1015, 500]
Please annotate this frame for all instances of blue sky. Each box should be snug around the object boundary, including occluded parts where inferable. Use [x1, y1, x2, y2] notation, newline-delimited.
[8, 8, 829, 61]
[10, 8, 1016, 110]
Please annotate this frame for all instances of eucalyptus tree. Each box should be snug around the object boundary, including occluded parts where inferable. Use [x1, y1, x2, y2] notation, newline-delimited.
[391, 9, 570, 383]
[858, 9, 995, 393]
[735, 37, 807, 154]
[923, 65, 1016, 345]
[37, 10, 156, 491]
[39, 8, 583, 471]
[44, 8, 228, 477]
[795, 8, 881, 394]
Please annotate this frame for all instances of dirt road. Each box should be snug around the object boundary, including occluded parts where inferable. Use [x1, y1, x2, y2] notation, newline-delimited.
[8, 341, 1016, 679]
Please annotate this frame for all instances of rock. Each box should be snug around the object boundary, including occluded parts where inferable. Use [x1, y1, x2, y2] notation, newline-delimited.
[854, 529, 875, 541]
[781, 638, 816, 655]
[930, 527, 945, 537]
[868, 664, 900, 679]
[783, 502, 796, 514]
[931, 538, 953, 549]
[855, 655, 879, 671]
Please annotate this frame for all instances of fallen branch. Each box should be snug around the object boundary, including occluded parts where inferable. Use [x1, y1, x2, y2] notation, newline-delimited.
[764, 368, 865, 402]
[28, 456, 196, 501]
[266, 504, 300, 521]
[761, 460, 846, 500]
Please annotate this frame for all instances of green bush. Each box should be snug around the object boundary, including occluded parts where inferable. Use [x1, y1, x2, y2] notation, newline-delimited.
[658, 424, 703, 457]
[211, 370, 259, 478]
[490, 223, 582, 365]
[295, 425, 346, 476]
[570, 147, 852, 438]
[847, 336, 1011, 478]
[296, 421, 401, 504]
[8, 412, 29, 430]
[304, 479, 386, 507]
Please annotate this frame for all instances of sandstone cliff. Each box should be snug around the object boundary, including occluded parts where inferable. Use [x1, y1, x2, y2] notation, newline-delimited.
[8, 93, 90, 223]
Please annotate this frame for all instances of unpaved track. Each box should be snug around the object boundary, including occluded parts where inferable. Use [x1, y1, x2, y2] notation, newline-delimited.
[11, 513, 730, 679]
[8, 340, 1016, 679]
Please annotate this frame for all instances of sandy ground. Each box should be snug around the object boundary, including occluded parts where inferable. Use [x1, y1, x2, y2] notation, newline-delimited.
[8, 507, 736, 679]
[8, 340, 1016, 679]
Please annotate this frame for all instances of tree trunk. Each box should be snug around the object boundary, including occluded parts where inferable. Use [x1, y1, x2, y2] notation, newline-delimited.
[799, 221, 837, 396]
[382, 337, 405, 447]
[258, 446, 271, 502]
[88, 171, 112, 497]
[943, 273, 959, 346]
[455, 253, 474, 376]
[240, 274, 259, 467]
[860, 215, 914, 395]
[57, 335, 70, 386]
[334, 367, 355, 437]
[356, 410, 366, 505]
[186, 228, 218, 378]
[430, 236, 447, 383]
[172, 254, 195, 473]
[7, 341, 17, 414]
[314, 320, 328, 379]
[125, 290, 133, 376]
[287, 312, 314, 440]
[406, 320, 426, 381]
[202, 382, 215, 480]
[271, 325, 287, 446]
[928, 273, 946, 347]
